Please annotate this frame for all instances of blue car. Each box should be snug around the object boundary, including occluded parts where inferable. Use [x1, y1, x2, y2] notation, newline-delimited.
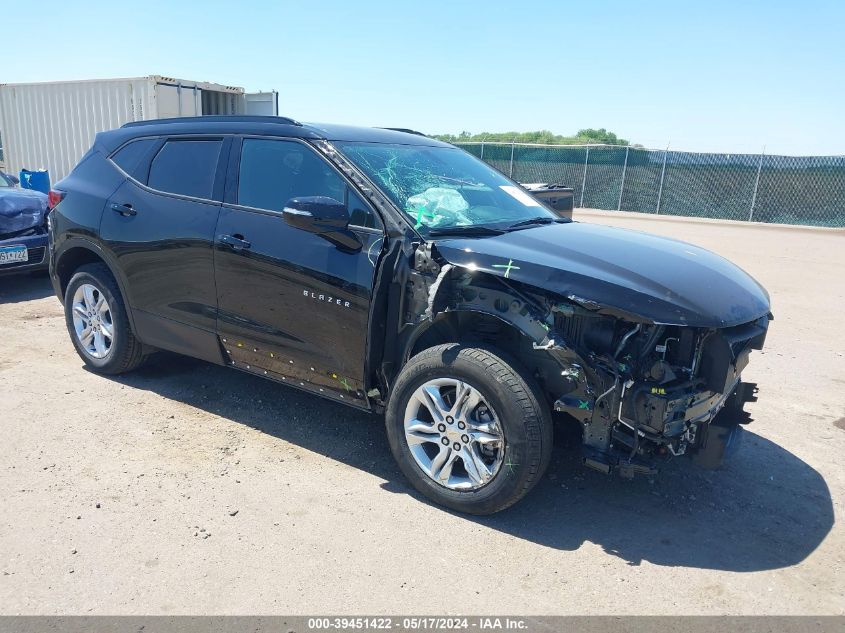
[0, 170, 49, 275]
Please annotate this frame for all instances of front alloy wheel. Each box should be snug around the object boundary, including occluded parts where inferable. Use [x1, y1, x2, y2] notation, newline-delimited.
[404, 378, 505, 490]
[386, 344, 552, 514]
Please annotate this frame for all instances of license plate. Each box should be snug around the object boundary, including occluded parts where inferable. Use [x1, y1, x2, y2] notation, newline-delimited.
[0, 245, 28, 265]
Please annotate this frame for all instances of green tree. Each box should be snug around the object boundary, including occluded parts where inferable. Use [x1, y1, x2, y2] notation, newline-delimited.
[431, 128, 631, 146]
[574, 128, 629, 145]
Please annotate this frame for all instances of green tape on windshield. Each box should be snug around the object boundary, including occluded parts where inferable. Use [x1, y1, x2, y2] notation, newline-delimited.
[414, 206, 436, 229]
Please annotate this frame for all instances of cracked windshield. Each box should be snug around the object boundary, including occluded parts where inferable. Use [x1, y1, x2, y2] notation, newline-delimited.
[336, 142, 561, 235]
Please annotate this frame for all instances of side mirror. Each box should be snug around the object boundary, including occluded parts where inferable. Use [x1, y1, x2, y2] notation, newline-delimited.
[283, 196, 362, 252]
[283, 196, 348, 232]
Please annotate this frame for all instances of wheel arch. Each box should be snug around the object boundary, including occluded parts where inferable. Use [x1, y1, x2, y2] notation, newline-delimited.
[54, 240, 138, 335]
[404, 309, 523, 362]
[399, 308, 575, 409]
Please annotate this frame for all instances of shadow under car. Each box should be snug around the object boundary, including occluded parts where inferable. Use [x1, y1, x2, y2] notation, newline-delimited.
[100, 351, 833, 573]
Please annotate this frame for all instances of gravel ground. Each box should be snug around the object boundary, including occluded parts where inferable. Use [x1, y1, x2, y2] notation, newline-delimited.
[0, 212, 843, 614]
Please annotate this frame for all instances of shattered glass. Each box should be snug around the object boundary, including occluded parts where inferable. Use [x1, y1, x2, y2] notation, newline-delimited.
[336, 143, 557, 233]
[406, 187, 471, 228]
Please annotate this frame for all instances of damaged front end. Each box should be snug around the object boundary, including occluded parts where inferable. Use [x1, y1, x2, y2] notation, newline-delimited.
[548, 310, 767, 476]
[0, 187, 49, 240]
[323, 136, 772, 478]
[408, 233, 771, 478]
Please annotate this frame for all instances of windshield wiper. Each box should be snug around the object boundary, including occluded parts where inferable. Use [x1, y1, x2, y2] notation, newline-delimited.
[505, 217, 560, 230]
[428, 225, 506, 237]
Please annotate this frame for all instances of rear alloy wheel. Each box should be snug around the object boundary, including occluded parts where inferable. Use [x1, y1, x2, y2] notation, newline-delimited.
[71, 283, 115, 359]
[386, 344, 552, 514]
[64, 263, 148, 374]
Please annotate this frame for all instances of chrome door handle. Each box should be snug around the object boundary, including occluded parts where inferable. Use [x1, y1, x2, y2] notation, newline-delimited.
[111, 203, 137, 217]
[220, 234, 251, 250]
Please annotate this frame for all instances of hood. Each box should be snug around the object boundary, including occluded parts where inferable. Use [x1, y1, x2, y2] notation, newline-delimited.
[0, 188, 48, 235]
[433, 222, 771, 328]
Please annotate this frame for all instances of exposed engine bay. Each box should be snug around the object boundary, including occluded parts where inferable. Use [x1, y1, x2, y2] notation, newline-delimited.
[547, 305, 767, 476]
[405, 243, 770, 477]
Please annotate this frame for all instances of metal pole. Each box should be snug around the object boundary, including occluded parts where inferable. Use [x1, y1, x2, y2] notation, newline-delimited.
[579, 147, 590, 208]
[509, 138, 516, 178]
[655, 143, 669, 214]
[480, 140, 484, 161]
[617, 146, 630, 211]
[748, 147, 765, 222]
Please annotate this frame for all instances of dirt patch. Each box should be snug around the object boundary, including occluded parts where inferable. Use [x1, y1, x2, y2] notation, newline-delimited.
[1, 221, 843, 615]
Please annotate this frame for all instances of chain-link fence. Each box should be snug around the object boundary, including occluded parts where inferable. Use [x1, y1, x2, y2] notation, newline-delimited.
[456, 142, 845, 227]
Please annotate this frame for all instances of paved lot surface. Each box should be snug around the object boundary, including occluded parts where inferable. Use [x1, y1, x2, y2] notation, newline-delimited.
[1, 212, 843, 614]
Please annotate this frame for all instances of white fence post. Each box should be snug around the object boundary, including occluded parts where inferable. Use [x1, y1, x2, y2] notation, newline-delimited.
[655, 145, 669, 214]
[617, 146, 630, 211]
[749, 148, 765, 222]
[579, 147, 590, 208]
[509, 139, 516, 178]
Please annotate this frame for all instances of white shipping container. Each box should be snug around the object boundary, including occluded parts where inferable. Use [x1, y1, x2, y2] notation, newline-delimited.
[0, 76, 277, 182]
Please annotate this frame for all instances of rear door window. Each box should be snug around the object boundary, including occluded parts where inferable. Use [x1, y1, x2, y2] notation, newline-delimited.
[148, 139, 223, 200]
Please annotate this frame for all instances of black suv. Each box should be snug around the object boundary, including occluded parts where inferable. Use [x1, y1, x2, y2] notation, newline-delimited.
[48, 116, 771, 514]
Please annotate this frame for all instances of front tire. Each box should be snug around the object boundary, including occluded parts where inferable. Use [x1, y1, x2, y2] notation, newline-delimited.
[64, 263, 147, 374]
[385, 344, 553, 514]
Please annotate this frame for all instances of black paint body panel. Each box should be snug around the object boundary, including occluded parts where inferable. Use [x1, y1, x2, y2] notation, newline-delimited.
[49, 117, 772, 428]
[99, 179, 222, 332]
[434, 222, 771, 328]
[214, 204, 381, 397]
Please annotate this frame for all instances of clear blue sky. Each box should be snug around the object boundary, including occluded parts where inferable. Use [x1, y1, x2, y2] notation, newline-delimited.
[4, 0, 844, 155]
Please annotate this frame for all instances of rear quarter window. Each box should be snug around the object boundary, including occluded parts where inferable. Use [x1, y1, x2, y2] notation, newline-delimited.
[110, 138, 158, 177]
[148, 139, 223, 200]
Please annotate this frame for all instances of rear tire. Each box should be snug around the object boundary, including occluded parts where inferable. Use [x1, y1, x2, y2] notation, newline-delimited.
[385, 344, 553, 514]
[64, 263, 147, 374]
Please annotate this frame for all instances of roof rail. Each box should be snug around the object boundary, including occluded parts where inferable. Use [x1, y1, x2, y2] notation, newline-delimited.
[380, 127, 427, 137]
[122, 115, 302, 128]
